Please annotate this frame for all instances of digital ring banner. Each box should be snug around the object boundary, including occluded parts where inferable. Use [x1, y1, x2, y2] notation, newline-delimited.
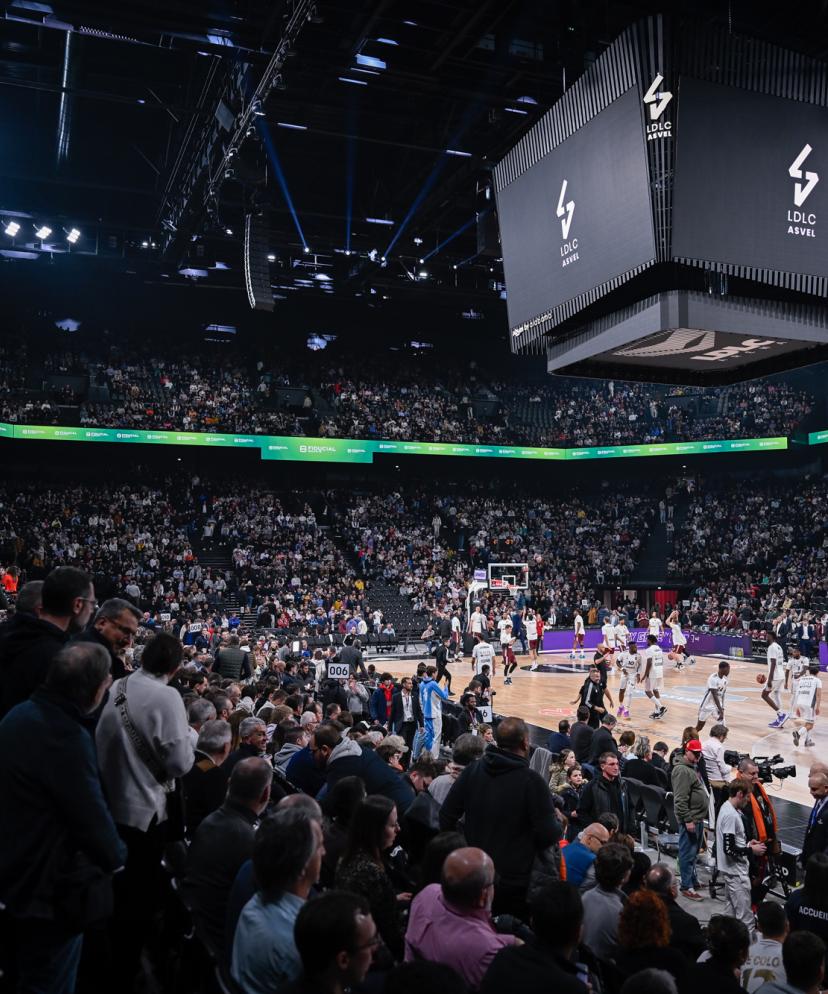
[0, 422, 788, 464]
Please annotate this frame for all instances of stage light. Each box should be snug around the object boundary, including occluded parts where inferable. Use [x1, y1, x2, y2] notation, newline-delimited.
[277, 122, 307, 130]
[314, 273, 331, 281]
[376, 37, 399, 45]
[418, 269, 428, 278]
[504, 106, 528, 115]
[356, 53, 386, 70]
[339, 76, 368, 86]
[225, 227, 233, 235]
[365, 217, 394, 226]
[267, 253, 276, 262]
[4, 221, 20, 237]
[380, 255, 387, 263]
[445, 149, 472, 157]
[413, 236, 423, 245]
[66, 228, 81, 244]
[35, 225, 52, 239]
[141, 240, 149, 248]
[303, 246, 311, 253]
[419, 257, 424, 264]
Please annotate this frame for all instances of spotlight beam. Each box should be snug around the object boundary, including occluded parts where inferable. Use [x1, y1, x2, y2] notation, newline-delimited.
[258, 122, 308, 250]
[421, 212, 484, 263]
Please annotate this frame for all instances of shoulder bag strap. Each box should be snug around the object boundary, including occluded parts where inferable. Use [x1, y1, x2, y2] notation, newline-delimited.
[113, 677, 172, 788]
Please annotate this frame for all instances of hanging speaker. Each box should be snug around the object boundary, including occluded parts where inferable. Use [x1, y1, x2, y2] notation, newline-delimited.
[244, 212, 274, 311]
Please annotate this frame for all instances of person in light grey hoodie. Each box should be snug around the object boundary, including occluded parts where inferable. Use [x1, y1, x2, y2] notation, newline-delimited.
[273, 725, 310, 775]
[96, 632, 195, 987]
[754, 930, 825, 994]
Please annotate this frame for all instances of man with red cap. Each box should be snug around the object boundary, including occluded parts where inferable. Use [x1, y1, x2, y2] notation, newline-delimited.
[670, 737, 710, 900]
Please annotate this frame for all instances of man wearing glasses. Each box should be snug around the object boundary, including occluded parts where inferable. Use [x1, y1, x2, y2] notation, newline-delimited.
[75, 597, 142, 680]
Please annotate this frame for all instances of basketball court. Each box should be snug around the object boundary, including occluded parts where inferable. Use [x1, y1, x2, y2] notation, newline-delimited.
[387, 560, 821, 810]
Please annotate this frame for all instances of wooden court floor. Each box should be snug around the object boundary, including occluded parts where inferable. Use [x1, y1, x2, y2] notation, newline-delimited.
[385, 652, 821, 808]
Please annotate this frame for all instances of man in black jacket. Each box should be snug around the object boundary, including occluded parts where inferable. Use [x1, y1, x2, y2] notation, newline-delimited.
[390, 676, 422, 760]
[645, 863, 707, 961]
[0, 565, 95, 718]
[182, 718, 232, 836]
[481, 880, 589, 994]
[0, 642, 126, 994]
[74, 596, 142, 681]
[578, 751, 634, 833]
[439, 716, 561, 919]
[569, 706, 595, 764]
[587, 712, 619, 765]
[182, 757, 272, 957]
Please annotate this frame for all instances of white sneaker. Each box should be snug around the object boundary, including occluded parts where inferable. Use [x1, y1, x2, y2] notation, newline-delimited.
[806, 736, 816, 746]
[529, 663, 538, 671]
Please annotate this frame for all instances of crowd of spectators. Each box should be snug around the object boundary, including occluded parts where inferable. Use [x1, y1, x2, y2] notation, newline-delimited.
[0, 342, 818, 446]
[1, 563, 827, 994]
[343, 488, 655, 623]
[669, 479, 828, 620]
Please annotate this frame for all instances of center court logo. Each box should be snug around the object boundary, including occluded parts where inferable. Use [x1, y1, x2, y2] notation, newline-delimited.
[643, 74, 672, 140]
[787, 144, 819, 238]
[556, 179, 579, 267]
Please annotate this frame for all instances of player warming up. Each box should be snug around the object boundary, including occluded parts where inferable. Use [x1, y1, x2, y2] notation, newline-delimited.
[696, 661, 729, 732]
[763, 633, 789, 728]
[791, 661, 822, 748]
[784, 646, 807, 713]
[666, 607, 695, 668]
[616, 642, 640, 720]
[638, 633, 667, 719]
[571, 610, 586, 660]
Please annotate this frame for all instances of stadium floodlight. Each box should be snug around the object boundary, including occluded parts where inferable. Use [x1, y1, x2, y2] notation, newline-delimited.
[445, 149, 472, 157]
[356, 53, 386, 70]
[66, 228, 81, 244]
[303, 245, 311, 253]
[35, 225, 52, 239]
[225, 227, 233, 235]
[338, 76, 368, 86]
[267, 253, 276, 262]
[418, 269, 428, 278]
[4, 221, 20, 237]
[365, 217, 394, 226]
[376, 37, 399, 45]
[277, 122, 307, 130]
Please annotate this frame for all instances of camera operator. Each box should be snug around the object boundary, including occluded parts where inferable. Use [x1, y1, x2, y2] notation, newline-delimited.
[737, 757, 779, 902]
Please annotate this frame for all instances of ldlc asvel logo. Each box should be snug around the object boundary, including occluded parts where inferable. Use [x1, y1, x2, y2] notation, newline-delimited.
[787, 144, 818, 238]
[643, 74, 672, 140]
[556, 179, 579, 268]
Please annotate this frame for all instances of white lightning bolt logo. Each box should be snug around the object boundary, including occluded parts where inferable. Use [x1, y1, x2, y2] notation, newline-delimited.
[643, 74, 673, 120]
[556, 179, 574, 240]
[789, 144, 819, 207]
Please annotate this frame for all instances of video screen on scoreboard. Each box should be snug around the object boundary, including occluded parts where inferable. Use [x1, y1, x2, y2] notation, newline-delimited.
[672, 76, 828, 277]
[496, 85, 656, 338]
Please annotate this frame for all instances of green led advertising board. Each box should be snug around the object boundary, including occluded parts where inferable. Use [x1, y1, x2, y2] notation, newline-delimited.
[0, 423, 789, 463]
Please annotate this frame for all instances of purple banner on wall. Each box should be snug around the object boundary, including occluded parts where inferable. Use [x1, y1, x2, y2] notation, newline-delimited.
[820, 642, 828, 672]
[541, 627, 752, 657]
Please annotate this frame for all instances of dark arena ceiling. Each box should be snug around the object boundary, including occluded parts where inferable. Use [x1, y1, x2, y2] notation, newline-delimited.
[2, 0, 828, 338]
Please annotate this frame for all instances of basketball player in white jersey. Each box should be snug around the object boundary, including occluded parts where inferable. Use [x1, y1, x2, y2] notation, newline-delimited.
[763, 632, 789, 728]
[666, 608, 695, 668]
[638, 633, 667, 719]
[472, 634, 496, 677]
[648, 611, 663, 640]
[791, 661, 822, 748]
[614, 616, 630, 666]
[571, 610, 585, 660]
[784, 646, 807, 712]
[616, 641, 640, 719]
[601, 617, 617, 654]
[696, 661, 730, 732]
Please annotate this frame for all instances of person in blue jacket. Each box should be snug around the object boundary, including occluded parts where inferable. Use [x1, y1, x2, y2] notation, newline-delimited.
[419, 664, 449, 760]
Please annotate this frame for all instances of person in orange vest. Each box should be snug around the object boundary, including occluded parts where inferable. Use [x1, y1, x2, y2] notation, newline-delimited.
[736, 756, 779, 904]
[1, 567, 19, 596]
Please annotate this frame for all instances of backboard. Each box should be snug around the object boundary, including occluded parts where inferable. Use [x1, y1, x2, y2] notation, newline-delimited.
[487, 562, 530, 590]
